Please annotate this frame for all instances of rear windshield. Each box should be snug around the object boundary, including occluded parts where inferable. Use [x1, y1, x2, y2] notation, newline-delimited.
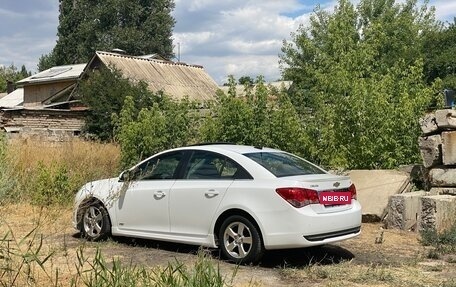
[243, 152, 325, 177]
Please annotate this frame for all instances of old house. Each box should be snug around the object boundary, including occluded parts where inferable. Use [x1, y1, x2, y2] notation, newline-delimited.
[0, 51, 219, 139]
[0, 64, 86, 138]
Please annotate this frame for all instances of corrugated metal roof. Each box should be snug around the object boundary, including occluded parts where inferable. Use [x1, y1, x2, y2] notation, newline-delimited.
[93, 51, 218, 101]
[0, 88, 24, 108]
[17, 63, 87, 86]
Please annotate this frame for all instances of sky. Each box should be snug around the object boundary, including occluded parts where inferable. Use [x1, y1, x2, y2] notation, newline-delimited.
[0, 1, 455, 85]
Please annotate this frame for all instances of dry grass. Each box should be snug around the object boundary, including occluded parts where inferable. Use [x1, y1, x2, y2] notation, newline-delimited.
[279, 260, 455, 287]
[7, 138, 120, 180]
[277, 224, 456, 287]
[1, 138, 120, 204]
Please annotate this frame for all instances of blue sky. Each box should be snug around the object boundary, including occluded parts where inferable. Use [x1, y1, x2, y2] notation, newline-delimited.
[0, 0, 455, 84]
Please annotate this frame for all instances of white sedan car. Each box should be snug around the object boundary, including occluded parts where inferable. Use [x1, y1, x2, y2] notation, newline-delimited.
[73, 144, 361, 263]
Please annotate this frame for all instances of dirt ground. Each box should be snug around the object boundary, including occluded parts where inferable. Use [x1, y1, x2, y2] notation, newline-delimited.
[1, 204, 455, 287]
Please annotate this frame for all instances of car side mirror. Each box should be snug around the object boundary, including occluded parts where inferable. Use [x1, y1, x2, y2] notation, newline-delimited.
[119, 170, 132, 182]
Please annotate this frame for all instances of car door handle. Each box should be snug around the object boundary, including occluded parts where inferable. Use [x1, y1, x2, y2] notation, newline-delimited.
[154, 191, 166, 199]
[205, 190, 219, 198]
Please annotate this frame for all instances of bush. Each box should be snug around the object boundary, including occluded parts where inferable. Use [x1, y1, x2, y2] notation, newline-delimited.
[115, 95, 200, 169]
[200, 76, 309, 158]
[30, 162, 75, 206]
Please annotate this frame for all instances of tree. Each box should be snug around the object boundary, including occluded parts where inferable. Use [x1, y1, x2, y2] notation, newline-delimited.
[423, 20, 456, 89]
[78, 67, 157, 141]
[281, 0, 441, 169]
[116, 95, 198, 168]
[238, 76, 254, 86]
[39, 0, 175, 70]
[0, 64, 31, 93]
[200, 76, 308, 157]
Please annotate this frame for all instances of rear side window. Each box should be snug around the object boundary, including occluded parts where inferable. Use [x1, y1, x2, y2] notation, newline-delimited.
[184, 151, 252, 180]
[243, 152, 325, 177]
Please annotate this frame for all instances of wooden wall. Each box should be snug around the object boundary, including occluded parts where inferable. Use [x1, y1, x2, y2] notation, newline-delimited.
[23, 81, 75, 107]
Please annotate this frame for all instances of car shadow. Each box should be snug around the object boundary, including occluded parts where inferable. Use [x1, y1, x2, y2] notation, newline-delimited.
[258, 245, 354, 268]
[73, 232, 354, 268]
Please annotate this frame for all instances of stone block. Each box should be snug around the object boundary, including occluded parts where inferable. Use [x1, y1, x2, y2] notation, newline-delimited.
[386, 191, 427, 231]
[435, 109, 456, 129]
[418, 135, 442, 168]
[429, 187, 456, 196]
[419, 195, 456, 234]
[349, 170, 411, 222]
[442, 131, 456, 165]
[419, 112, 438, 135]
[429, 168, 456, 187]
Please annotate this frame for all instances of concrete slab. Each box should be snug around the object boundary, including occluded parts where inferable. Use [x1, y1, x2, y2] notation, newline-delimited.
[430, 187, 456, 196]
[435, 109, 456, 129]
[419, 135, 442, 168]
[349, 170, 411, 222]
[442, 131, 456, 165]
[419, 195, 456, 234]
[429, 168, 456, 187]
[419, 112, 438, 135]
[385, 191, 427, 231]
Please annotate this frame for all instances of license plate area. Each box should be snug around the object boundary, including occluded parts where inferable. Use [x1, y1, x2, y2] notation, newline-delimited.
[319, 191, 351, 205]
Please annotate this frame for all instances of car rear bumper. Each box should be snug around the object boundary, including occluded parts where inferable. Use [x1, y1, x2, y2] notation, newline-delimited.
[259, 201, 362, 249]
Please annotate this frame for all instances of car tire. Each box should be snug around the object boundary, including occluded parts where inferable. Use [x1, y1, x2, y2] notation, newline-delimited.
[219, 215, 264, 264]
[80, 202, 111, 241]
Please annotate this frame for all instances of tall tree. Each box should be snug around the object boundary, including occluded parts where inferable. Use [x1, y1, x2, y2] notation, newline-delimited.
[39, 0, 175, 70]
[280, 0, 441, 169]
[423, 20, 456, 89]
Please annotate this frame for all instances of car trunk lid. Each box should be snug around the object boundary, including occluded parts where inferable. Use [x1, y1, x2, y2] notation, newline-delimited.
[282, 174, 355, 213]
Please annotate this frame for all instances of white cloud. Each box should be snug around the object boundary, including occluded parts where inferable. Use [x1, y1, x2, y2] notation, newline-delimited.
[173, 0, 316, 83]
[1, 0, 455, 83]
[432, 1, 456, 21]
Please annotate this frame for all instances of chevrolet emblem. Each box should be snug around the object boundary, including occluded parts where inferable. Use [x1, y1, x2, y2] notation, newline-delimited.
[333, 182, 340, 188]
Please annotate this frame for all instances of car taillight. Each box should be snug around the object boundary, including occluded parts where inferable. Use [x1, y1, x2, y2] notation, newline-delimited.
[349, 184, 357, 200]
[276, 187, 319, 208]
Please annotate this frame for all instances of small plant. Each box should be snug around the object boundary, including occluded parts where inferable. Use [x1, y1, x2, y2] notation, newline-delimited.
[0, 225, 57, 286]
[427, 249, 440, 260]
[420, 224, 456, 256]
[31, 161, 75, 206]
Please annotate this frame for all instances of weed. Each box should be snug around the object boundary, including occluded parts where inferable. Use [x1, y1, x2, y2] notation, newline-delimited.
[0, 133, 16, 203]
[427, 248, 441, 259]
[0, 224, 57, 286]
[72, 247, 239, 287]
[420, 224, 456, 256]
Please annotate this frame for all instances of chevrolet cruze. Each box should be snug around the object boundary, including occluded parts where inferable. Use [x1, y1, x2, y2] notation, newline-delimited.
[73, 144, 361, 263]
